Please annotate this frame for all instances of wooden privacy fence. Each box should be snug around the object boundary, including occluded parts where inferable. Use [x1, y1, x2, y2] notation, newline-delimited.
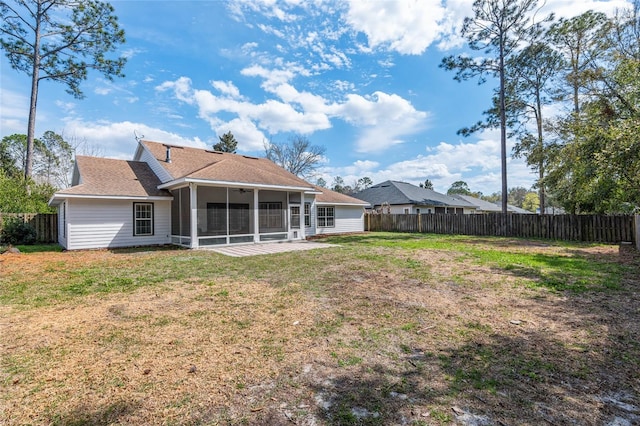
[365, 213, 637, 244]
[0, 213, 58, 243]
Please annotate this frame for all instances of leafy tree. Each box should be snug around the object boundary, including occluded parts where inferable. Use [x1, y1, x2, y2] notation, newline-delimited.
[1, 132, 73, 188]
[441, 0, 549, 213]
[547, 10, 611, 114]
[357, 176, 373, 190]
[510, 43, 564, 213]
[419, 179, 434, 190]
[0, 0, 127, 179]
[544, 4, 640, 213]
[315, 177, 327, 188]
[522, 192, 540, 212]
[264, 135, 326, 178]
[213, 131, 238, 153]
[38, 131, 73, 187]
[507, 186, 529, 208]
[331, 176, 345, 194]
[447, 180, 472, 196]
[0, 169, 55, 213]
[0, 137, 21, 178]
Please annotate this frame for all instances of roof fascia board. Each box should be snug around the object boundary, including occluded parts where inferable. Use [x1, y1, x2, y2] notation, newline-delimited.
[50, 194, 173, 202]
[316, 202, 370, 206]
[158, 177, 314, 192]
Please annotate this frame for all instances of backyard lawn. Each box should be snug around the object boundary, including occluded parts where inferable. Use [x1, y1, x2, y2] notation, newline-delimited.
[1, 233, 639, 425]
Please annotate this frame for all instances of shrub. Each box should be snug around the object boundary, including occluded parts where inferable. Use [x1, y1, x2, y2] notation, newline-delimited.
[1, 217, 37, 245]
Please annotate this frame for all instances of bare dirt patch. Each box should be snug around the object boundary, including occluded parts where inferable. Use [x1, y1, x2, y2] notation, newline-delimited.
[1, 238, 639, 425]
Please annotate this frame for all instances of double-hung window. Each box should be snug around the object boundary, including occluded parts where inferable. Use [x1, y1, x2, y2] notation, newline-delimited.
[134, 202, 154, 236]
[317, 206, 334, 228]
[304, 202, 311, 227]
[291, 205, 301, 229]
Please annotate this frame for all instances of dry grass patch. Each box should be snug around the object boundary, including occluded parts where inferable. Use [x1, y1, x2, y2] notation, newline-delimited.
[1, 234, 639, 425]
[2, 278, 318, 424]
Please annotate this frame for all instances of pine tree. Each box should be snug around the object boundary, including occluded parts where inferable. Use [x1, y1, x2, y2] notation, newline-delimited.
[213, 131, 238, 153]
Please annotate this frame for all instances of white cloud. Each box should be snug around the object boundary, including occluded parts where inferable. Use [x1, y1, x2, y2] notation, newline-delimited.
[0, 88, 29, 134]
[344, 0, 633, 55]
[214, 118, 266, 151]
[320, 128, 536, 195]
[94, 87, 112, 95]
[157, 76, 428, 154]
[331, 91, 429, 153]
[60, 119, 207, 160]
[345, 0, 448, 54]
[211, 80, 243, 99]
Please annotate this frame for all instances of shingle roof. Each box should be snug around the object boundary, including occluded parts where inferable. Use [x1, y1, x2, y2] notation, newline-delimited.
[314, 185, 369, 205]
[451, 194, 502, 212]
[141, 140, 315, 190]
[452, 194, 535, 214]
[352, 180, 475, 208]
[55, 156, 171, 198]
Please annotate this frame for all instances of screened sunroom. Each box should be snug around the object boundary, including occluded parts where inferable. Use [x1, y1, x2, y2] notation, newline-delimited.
[168, 183, 314, 248]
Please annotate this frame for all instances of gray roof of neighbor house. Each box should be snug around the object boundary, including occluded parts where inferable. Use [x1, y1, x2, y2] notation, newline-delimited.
[352, 180, 475, 208]
[51, 156, 172, 201]
[451, 194, 535, 214]
[140, 140, 316, 190]
[451, 194, 502, 212]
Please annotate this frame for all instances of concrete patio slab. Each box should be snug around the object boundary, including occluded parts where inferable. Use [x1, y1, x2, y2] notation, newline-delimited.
[204, 241, 338, 257]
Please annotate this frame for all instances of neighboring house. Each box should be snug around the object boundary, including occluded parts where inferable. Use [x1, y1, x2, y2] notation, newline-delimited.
[49, 140, 368, 250]
[451, 194, 534, 214]
[537, 206, 566, 215]
[352, 180, 477, 214]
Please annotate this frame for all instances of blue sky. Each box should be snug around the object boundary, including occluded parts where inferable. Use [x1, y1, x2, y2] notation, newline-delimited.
[0, 0, 632, 194]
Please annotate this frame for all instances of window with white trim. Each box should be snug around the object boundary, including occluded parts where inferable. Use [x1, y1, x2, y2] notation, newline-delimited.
[317, 206, 334, 227]
[134, 202, 154, 236]
[291, 205, 300, 229]
[304, 202, 311, 227]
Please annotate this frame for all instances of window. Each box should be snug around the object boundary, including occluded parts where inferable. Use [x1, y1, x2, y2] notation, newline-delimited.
[134, 203, 154, 236]
[416, 208, 420, 214]
[404, 208, 409, 214]
[304, 202, 311, 227]
[291, 205, 300, 229]
[259, 202, 283, 228]
[317, 206, 334, 227]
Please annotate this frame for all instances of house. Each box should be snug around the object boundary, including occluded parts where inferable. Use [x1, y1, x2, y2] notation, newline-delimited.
[450, 194, 534, 214]
[48, 140, 368, 250]
[352, 180, 477, 214]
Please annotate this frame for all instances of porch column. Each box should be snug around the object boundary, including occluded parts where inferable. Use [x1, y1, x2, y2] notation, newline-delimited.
[189, 182, 198, 249]
[299, 191, 305, 240]
[253, 189, 260, 243]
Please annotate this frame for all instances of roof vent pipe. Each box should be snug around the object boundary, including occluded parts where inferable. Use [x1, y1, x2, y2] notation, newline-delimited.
[165, 146, 172, 163]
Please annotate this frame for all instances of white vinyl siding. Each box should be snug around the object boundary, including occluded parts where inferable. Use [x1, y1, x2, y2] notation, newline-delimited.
[314, 204, 364, 235]
[136, 146, 173, 183]
[65, 199, 171, 250]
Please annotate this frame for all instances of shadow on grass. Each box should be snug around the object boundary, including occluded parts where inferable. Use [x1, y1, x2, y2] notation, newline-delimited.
[50, 399, 140, 426]
[11, 243, 63, 253]
[304, 321, 640, 425]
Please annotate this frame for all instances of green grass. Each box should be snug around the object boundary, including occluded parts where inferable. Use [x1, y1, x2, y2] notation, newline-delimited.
[0, 243, 63, 253]
[322, 233, 629, 293]
[0, 233, 630, 309]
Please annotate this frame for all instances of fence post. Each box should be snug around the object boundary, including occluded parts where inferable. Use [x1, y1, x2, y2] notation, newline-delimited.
[635, 214, 640, 251]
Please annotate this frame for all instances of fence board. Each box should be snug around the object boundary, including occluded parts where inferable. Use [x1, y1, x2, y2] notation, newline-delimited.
[0, 213, 58, 243]
[365, 213, 636, 244]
